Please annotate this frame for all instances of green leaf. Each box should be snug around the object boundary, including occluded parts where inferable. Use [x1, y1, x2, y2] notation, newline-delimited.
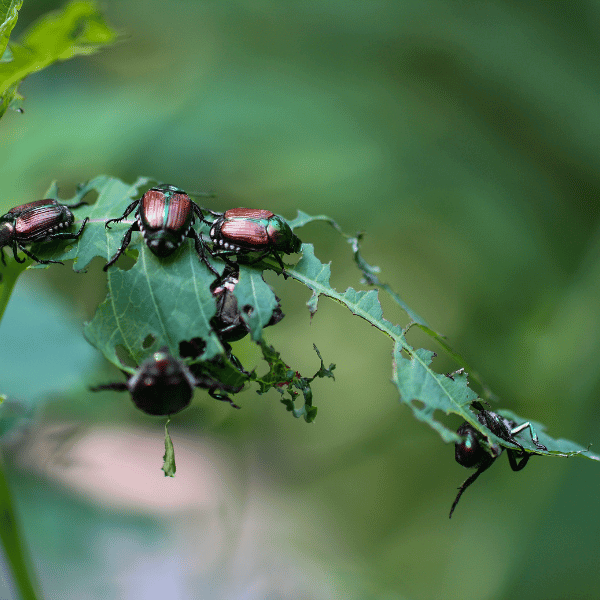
[285, 229, 597, 459]
[251, 342, 335, 423]
[0, 0, 22, 59]
[13, 175, 594, 460]
[0, 249, 26, 322]
[0, 0, 117, 118]
[162, 419, 176, 477]
[292, 211, 493, 394]
[498, 410, 600, 460]
[291, 212, 427, 326]
[393, 347, 479, 443]
[234, 266, 279, 341]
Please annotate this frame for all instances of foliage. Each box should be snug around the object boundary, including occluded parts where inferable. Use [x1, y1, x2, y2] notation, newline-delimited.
[0, 0, 117, 119]
[2, 174, 596, 469]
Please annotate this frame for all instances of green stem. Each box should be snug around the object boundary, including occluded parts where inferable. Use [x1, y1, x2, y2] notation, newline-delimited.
[0, 262, 26, 324]
[0, 451, 42, 600]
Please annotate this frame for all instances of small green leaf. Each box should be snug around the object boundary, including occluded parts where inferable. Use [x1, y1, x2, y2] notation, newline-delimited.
[289, 243, 332, 317]
[252, 342, 334, 422]
[234, 266, 279, 341]
[0, 0, 23, 59]
[0, 1, 117, 118]
[162, 419, 176, 477]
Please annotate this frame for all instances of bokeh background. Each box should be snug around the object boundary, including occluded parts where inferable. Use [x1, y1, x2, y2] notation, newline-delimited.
[2, 1, 600, 598]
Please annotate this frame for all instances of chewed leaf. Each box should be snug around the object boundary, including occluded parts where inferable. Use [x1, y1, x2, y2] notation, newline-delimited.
[252, 341, 335, 423]
[18, 176, 597, 462]
[234, 266, 279, 341]
[393, 346, 478, 443]
[289, 243, 331, 317]
[84, 238, 224, 369]
[162, 419, 176, 477]
[498, 410, 600, 460]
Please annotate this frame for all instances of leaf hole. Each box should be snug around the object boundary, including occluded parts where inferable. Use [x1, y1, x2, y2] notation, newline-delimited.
[243, 304, 253, 315]
[179, 337, 206, 359]
[79, 189, 99, 205]
[142, 334, 156, 349]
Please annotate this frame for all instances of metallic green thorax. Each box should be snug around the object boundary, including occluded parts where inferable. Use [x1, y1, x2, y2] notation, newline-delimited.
[264, 215, 302, 253]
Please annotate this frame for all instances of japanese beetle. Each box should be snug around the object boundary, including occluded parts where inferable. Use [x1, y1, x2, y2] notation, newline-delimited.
[103, 184, 217, 275]
[90, 348, 242, 416]
[211, 268, 284, 342]
[0, 199, 88, 266]
[209, 208, 301, 278]
[449, 403, 547, 518]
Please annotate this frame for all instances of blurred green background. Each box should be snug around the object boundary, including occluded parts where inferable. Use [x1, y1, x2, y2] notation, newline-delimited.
[2, 1, 600, 598]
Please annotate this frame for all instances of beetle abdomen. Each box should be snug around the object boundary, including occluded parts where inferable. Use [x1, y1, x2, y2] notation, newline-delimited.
[15, 204, 73, 241]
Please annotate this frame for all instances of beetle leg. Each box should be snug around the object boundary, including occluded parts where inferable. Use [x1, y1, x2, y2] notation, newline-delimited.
[64, 200, 88, 210]
[507, 449, 530, 472]
[89, 382, 129, 392]
[207, 387, 241, 409]
[188, 228, 220, 277]
[197, 205, 224, 219]
[211, 249, 239, 270]
[0, 248, 6, 266]
[270, 250, 289, 279]
[192, 204, 216, 227]
[241, 246, 289, 279]
[46, 217, 89, 240]
[227, 350, 251, 376]
[103, 222, 138, 271]
[17, 243, 64, 265]
[10, 241, 26, 263]
[510, 421, 547, 451]
[105, 200, 140, 229]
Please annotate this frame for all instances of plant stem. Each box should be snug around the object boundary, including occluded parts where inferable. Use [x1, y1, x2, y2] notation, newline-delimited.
[0, 262, 26, 324]
[0, 451, 42, 599]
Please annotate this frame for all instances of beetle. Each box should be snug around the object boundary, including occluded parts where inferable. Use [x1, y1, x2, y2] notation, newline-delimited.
[209, 208, 301, 278]
[0, 199, 88, 266]
[210, 268, 284, 342]
[103, 184, 217, 274]
[90, 347, 242, 416]
[449, 402, 547, 518]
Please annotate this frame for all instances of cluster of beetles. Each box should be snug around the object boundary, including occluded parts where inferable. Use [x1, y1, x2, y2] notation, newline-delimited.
[0, 185, 548, 514]
[0, 183, 299, 417]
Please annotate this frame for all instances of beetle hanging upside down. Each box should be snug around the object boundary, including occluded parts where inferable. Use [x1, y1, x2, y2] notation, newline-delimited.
[90, 348, 242, 416]
[210, 267, 284, 342]
[103, 184, 217, 275]
[449, 403, 547, 518]
[209, 208, 302, 279]
[0, 199, 88, 266]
